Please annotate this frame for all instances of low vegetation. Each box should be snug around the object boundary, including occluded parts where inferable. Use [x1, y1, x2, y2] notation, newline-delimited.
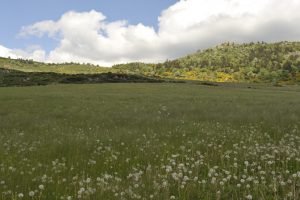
[0, 83, 299, 199]
[0, 68, 162, 87]
[0, 41, 299, 199]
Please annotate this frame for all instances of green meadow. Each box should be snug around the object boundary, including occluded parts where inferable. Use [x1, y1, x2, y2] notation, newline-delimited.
[0, 83, 300, 199]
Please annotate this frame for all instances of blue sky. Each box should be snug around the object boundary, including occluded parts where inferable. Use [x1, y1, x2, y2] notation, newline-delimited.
[1, 0, 300, 66]
[0, 0, 176, 51]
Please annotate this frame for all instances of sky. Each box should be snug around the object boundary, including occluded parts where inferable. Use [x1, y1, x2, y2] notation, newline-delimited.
[1, 0, 300, 66]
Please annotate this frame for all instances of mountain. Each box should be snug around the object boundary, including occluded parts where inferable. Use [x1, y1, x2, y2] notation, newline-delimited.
[1, 41, 300, 84]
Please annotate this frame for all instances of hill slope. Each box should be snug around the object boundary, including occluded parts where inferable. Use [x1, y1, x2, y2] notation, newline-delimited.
[1, 41, 300, 84]
[113, 41, 300, 83]
[0, 57, 111, 74]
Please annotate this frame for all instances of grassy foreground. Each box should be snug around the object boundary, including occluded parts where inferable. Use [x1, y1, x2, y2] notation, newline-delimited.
[0, 83, 300, 200]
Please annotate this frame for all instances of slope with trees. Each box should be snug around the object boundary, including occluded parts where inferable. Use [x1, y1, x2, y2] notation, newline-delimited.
[115, 41, 300, 83]
[1, 41, 300, 84]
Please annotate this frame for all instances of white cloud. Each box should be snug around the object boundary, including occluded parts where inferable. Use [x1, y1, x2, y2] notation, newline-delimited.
[0, 45, 46, 62]
[19, 20, 58, 38]
[0, 45, 20, 59]
[2, 0, 300, 66]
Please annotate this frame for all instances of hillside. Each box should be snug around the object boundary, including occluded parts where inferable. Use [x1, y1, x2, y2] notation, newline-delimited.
[0, 57, 111, 74]
[113, 42, 300, 83]
[1, 41, 300, 84]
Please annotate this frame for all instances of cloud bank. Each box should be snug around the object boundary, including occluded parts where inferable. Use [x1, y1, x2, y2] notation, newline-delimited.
[2, 0, 300, 66]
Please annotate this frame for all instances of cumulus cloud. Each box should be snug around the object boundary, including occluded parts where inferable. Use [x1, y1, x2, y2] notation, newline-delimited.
[0, 45, 46, 61]
[2, 0, 300, 66]
[0, 45, 20, 59]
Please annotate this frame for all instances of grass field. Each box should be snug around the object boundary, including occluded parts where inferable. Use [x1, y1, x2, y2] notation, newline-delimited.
[0, 83, 300, 200]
